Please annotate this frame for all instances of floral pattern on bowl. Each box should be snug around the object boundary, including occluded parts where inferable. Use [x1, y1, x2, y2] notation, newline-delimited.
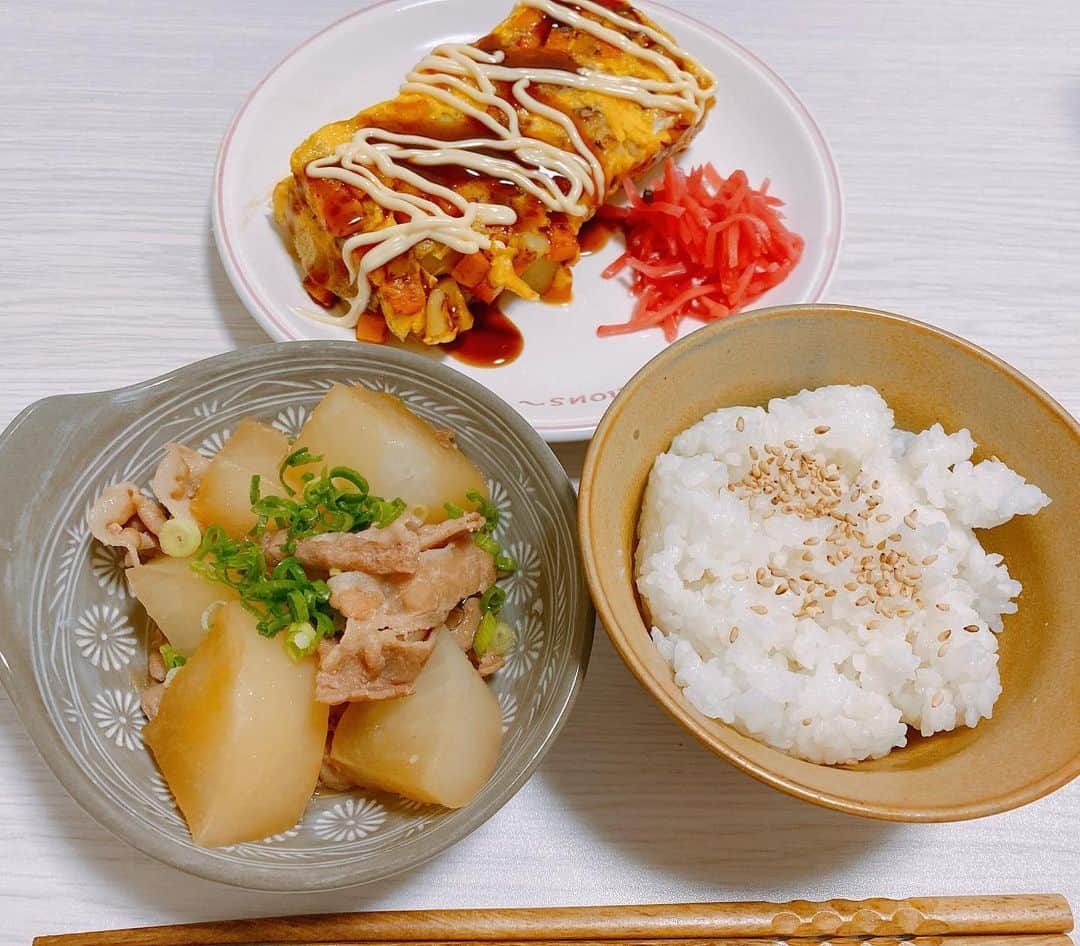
[0, 342, 593, 890]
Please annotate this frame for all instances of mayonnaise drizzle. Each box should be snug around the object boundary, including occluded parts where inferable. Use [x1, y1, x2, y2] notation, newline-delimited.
[304, 0, 716, 325]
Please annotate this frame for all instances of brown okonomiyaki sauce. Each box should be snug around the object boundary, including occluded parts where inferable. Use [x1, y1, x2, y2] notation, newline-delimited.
[578, 216, 618, 255]
[443, 301, 524, 368]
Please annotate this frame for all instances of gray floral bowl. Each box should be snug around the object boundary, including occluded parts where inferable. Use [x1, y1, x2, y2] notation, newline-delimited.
[0, 342, 593, 890]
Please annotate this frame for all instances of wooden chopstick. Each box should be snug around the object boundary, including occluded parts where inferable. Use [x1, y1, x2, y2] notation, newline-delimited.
[231, 940, 1076, 946]
[38, 940, 1077, 946]
[151, 940, 1072, 946]
[33, 894, 1074, 946]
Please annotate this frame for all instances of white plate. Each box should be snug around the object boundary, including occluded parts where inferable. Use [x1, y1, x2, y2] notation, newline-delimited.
[213, 0, 843, 441]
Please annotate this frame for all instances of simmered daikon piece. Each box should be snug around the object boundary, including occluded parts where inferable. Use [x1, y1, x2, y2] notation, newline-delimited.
[330, 629, 502, 808]
[190, 419, 289, 538]
[289, 384, 486, 523]
[126, 556, 239, 656]
[143, 602, 328, 847]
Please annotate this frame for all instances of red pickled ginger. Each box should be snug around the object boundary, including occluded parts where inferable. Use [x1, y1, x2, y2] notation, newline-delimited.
[598, 160, 804, 341]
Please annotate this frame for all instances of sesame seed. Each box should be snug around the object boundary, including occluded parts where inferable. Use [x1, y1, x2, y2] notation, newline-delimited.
[938, 629, 952, 641]
[888, 533, 902, 543]
[922, 554, 938, 565]
[803, 536, 820, 546]
[814, 425, 831, 434]
[750, 605, 768, 615]
[867, 620, 881, 629]
[748, 446, 760, 460]
[732, 571, 749, 582]
[802, 718, 812, 726]
[784, 439, 798, 449]
[936, 603, 950, 612]
[874, 513, 890, 523]
[964, 624, 979, 633]
[872, 479, 881, 490]
[903, 512, 918, 529]
[729, 626, 740, 643]
[775, 585, 787, 595]
[736, 416, 745, 432]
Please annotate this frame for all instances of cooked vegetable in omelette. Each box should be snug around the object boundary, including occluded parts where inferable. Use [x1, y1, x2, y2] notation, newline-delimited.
[273, 0, 715, 345]
[88, 384, 518, 846]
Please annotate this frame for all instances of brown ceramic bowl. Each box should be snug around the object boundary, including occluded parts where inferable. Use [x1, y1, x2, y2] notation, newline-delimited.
[579, 304, 1080, 822]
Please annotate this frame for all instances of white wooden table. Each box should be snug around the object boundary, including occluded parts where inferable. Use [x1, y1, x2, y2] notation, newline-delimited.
[2, 1, 1078, 941]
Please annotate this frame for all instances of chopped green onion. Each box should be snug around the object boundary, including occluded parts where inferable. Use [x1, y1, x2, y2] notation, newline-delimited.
[159, 518, 202, 558]
[200, 600, 226, 632]
[473, 612, 516, 658]
[489, 620, 516, 656]
[328, 466, 369, 494]
[463, 489, 516, 572]
[278, 446, 324, 496]
[373, 497, 406, 528]
[314, 611, 336, 641]
[473, 611, 498, 656]
[480, 585, 506, 614]
[194, 458, 407, 654]
[159, 644, 187, 672]
[443, 501, 464, 519]
[284, 621, 319, 660]
[287, 589, 310, 623]
[474, 532, 500, 556]
[466, 489, 499, 532]
[494, 551, 518, 573]
[251, 461, 404, 544]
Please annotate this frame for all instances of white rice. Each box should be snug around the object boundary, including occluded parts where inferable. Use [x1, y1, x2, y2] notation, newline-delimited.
[636, 385, 1050, 764]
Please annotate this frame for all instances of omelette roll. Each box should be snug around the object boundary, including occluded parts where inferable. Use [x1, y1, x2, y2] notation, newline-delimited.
[273, 0, 715, 344]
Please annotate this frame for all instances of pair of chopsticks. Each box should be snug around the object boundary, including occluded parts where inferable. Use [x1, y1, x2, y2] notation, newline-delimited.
[34, 894, 1074, 946]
